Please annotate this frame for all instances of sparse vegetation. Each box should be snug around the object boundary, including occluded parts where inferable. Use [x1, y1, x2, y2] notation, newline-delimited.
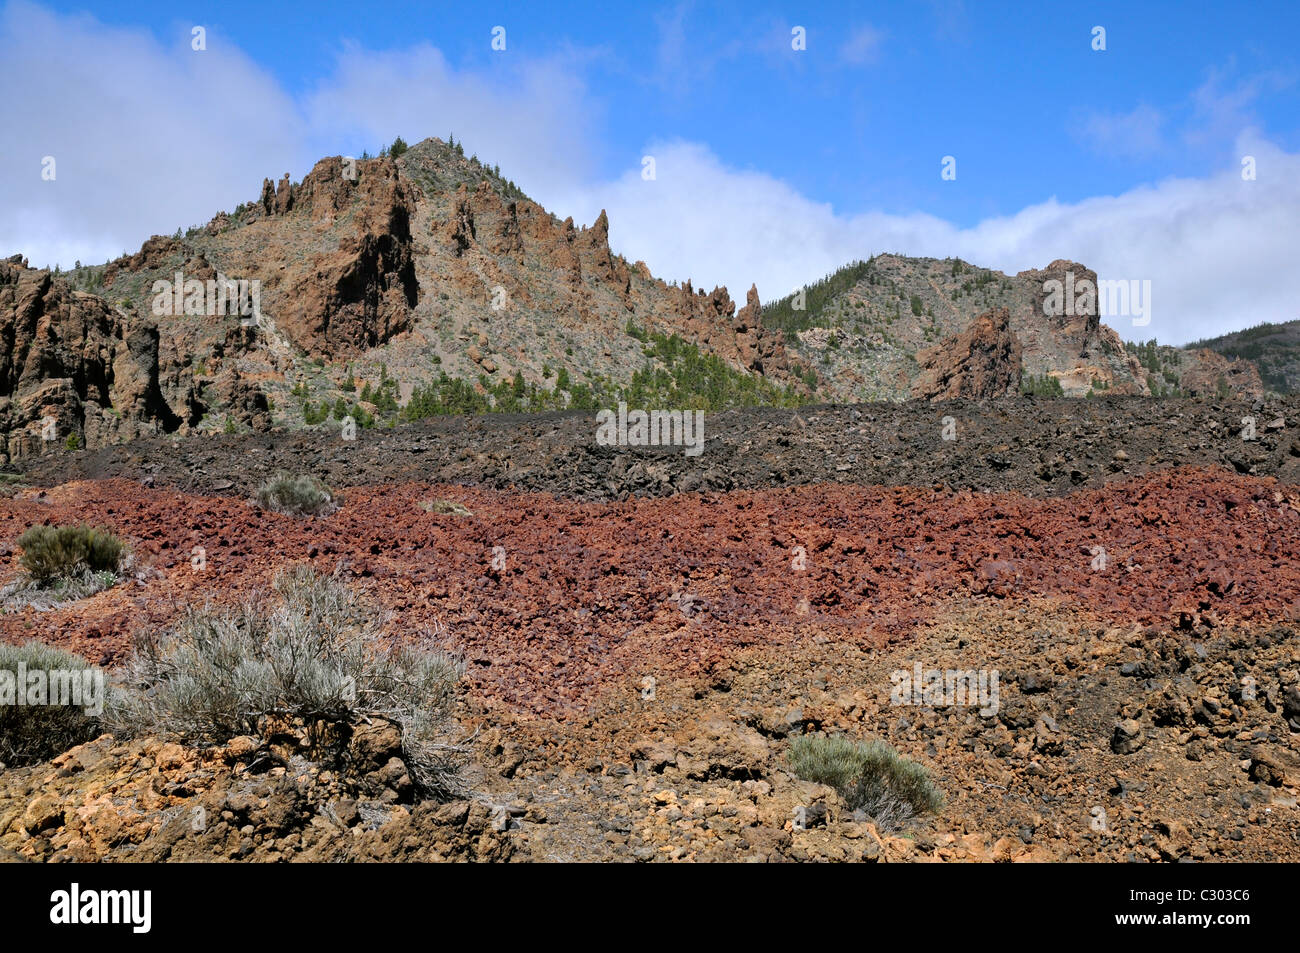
[254, 474, 338, 517]
[788, 734, 943, 830]
[400, 331, 809, 419]
[1186, 319, 1300, 392]
[3, 525, 124, 610]
[763, 259, 874, 334]
[16, 524, 124, 588]
[105, 565, 466, 798]
[0, 642, 106, 766]
[1021, 373, 1065, 397]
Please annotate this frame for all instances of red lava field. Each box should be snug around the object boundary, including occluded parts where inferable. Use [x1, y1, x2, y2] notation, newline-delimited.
[2, 459, 1300, 863]
[3, 467, 1298, 718]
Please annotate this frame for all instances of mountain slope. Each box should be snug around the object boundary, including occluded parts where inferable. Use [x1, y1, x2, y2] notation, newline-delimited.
[1186, 320, 1300, 394]
[764, 255, 1152, 400]
[3, 138, 811, 459]
[0, 137, 1275, 461]
[764, 254, 1267, 402]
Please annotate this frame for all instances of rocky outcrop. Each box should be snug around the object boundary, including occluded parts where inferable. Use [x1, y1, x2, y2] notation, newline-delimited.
[0, 258, 200, 461]
[101, 236, 185, 289]
[498, 201, 525, 263]
[733, 285, 793, 378]
[451, 187, 476, 256]
[0, 719, 514, 862]
[560, 216, 582, 287]
[102, 157, 420, 361]
[1022, 259, 1102, 355]
[1176, 348, 1265, 400]
[911, 308, 1023, 401]
[259, 158, 418, 358]
[215, 372, 273, 432]
[274, 173, 294, 215]
[388, 138, 806, 392]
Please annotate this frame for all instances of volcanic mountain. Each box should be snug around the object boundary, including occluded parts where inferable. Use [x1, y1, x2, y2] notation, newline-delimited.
[0, 136, 1269, 460]
[762, 255, 1265, 402]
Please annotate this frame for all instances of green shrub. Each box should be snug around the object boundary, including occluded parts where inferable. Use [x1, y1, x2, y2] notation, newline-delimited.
[254, 474, 338, 517]
[106, 566, 465, 798]
[348, 403, 374, 428]
[0, 642, 105, 766]
[17, 525, 124, 587]
[788, 734, 942, 830]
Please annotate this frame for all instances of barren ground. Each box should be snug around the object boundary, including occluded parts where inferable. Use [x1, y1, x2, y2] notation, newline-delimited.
[2, 397, 1298, 862]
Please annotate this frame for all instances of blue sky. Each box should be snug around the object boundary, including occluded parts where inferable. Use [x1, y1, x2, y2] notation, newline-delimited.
[3, 0, 1298, 341]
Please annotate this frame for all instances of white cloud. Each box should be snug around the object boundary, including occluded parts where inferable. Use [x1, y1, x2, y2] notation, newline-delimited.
[302, 44, 599, 197]
[1077, 103, 1166, 159]
[0, 0, 305, 270]
[1185, 63, 1294, 152]
[561, 133, 1300, 344]
[839, 25, 883, 65]
[1, 1, 1295, 346]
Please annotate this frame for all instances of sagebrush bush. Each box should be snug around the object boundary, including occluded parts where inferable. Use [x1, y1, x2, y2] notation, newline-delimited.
[254, 473, 338, 516]
[106, 565, 465, 798]
[788, 734, 943, 830]
[17, 524, 124, 587]
[0, 642, 105, 766]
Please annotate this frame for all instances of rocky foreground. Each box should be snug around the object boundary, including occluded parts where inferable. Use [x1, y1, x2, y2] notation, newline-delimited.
[1, 399, 1299, 862]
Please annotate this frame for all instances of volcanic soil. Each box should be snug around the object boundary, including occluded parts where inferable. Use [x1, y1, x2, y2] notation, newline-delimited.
[1, 398, 1299, 862]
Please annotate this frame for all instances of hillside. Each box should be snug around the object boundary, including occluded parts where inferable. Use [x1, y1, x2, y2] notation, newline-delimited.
[1186, 320, 1300, 394]
[0, 137, 1275, 463]
[2, 137, 810, 461]
[765, 255, 1265, 402]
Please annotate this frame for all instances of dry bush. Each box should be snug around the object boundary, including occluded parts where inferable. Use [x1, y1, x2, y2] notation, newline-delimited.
[107, 565, 465, 798]
[0, 642, 105, 766]
[254, 474, 339, 516]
